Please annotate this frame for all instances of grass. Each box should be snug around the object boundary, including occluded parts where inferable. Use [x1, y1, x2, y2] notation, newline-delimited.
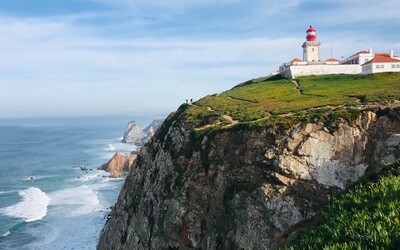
[283, 164, 400, 250]
[184, 72, 400, 127]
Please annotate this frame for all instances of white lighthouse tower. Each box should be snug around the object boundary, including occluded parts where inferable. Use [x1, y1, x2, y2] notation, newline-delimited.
[302, 25, 321, 63]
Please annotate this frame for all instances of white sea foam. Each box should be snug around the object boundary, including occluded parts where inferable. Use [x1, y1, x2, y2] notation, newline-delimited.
[0, 187, 50, 222]
[0, 190, 16, 194]
[24, 211, 107, 250]
[48, 185, 101, 217]
[1, 230, 11, 237]
[107, 144, 116, 151]
[77, 173, 102, 182]
[22, 175, 49, 181]
[107, 142, 138, 153]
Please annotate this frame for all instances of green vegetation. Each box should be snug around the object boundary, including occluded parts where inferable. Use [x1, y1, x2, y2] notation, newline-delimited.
[180, 73, 400, 129]
[283, 164, 400, 250]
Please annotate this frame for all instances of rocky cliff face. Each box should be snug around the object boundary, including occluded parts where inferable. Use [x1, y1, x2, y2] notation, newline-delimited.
[98, 152, 137, 178]
[98, 109, 400, 249]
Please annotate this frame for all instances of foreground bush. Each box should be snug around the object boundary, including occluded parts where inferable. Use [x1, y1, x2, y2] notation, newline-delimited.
[284, 165, 400, 250]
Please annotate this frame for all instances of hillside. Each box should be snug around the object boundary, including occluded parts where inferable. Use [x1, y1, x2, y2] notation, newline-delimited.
[98, 73, 400, 250]
[181, 73, 400, 129]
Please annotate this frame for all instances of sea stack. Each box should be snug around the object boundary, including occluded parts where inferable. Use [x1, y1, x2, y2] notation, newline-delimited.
[121, 121, 145, 144]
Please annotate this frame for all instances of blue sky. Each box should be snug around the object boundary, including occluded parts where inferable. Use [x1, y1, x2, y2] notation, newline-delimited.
[0, 0, 399, 117]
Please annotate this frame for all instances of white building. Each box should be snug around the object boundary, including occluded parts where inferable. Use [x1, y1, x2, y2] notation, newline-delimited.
[280, 25, 360, 79]
[279, 25, 400, 79]
[361, 52, 400, 74]
[341, 50, 375, 65]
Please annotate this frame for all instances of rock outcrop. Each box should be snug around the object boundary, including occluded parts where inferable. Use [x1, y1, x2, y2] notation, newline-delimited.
[98, 109, 400, 249]
[122, 119, 164, 145]
[144, 119, 164, 135]
[98, 152, 137, 178]
[142, 119, 164, 143]
[122, 121, 145, 144]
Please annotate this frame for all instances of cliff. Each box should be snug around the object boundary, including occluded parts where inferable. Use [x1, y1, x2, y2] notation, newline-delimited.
[98, 152, 137, 178]
[98, 73, 400, 249]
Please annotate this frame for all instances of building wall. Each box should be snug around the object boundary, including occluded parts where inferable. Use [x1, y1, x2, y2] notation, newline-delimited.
[280, 67, 293, 79]
[362, 62, 400, 74]
[341, 53, 374, 65]
[358, 54, 375, 65]
[281, 65, 361, 79]
[303, 45, 320, 62]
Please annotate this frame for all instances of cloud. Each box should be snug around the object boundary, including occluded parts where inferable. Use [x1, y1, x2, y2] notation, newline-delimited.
[0, 16, 301, 117]
[0, 0, 399, 117]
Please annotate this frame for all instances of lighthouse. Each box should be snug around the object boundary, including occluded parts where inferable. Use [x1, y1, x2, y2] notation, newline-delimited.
[302, 25, 321, 63]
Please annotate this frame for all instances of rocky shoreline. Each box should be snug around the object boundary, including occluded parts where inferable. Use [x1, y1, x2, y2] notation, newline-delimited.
[99, 119, 164, 178]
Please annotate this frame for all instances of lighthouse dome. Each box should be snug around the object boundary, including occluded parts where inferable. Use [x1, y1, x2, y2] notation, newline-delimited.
[306, 25, 317, 41]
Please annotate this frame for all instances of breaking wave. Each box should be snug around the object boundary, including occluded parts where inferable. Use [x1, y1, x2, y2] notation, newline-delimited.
[0, 187, 50, 222]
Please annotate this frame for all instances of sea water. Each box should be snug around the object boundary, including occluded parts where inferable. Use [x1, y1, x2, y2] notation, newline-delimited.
[0, 115, 163, 249]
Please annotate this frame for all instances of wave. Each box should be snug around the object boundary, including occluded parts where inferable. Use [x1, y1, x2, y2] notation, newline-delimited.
[0, 187, 50, 222]
[1, 231, 11, 237]
[107, 144, 116, 151]
[23, 212, 106, 250]
[0, 190, 17, 195]
[49, 185, 101, 217]
[22, 175, 49, 181]
[107, 142, 138, 152]
[76, 173, 102, 182]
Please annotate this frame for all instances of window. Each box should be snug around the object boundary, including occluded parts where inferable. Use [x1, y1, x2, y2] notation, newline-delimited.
[381, 64, 384, 68]
[365, 59, 369, 63]
[376, 65, 380, 69]
[392, 64, 396, 68]
[397, 64, 400, 68]
[312, 48, 315, 52]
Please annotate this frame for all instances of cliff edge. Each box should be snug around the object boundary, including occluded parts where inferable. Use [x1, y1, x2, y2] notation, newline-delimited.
[98, 73, 400, 249]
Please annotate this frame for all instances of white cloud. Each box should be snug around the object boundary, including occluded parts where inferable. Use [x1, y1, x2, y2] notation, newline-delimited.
[0, 16, 300, 117]
[1, 0, 399, 117]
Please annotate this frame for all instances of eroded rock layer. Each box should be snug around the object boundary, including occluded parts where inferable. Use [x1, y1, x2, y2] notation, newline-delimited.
[98, 110, 400, 249]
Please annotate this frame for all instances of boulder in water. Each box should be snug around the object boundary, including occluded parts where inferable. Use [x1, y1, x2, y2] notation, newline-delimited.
[98, 152, 137, 178]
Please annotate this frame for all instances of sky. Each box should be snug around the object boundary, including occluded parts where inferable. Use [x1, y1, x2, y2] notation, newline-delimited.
[0, 0, 399, 118]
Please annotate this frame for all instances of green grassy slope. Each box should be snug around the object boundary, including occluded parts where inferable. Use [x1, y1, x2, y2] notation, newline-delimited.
[182, 73, 400, 128]
[283, 164, 400, 250]
[166, 73, 400, 249]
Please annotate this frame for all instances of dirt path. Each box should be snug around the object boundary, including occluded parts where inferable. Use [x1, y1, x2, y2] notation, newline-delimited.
[222, 115, 239, 126]
[195, 100, 400, 130]
[227, 96, 258, 104]
[291, 79, 302, 95]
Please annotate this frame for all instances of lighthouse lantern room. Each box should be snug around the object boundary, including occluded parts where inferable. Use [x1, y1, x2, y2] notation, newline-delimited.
[302, 25, 321, 63]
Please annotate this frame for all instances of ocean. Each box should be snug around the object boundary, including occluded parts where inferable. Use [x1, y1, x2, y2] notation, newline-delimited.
[0, 115, 164, 249]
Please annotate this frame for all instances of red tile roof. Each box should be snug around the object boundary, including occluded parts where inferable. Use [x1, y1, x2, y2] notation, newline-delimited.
[326, 58, 339, 62]
[362, 54, 400, 65]
[375, 53, 399, 57]
[349, 50, 370, 58]
[291, 58, 303, 62]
